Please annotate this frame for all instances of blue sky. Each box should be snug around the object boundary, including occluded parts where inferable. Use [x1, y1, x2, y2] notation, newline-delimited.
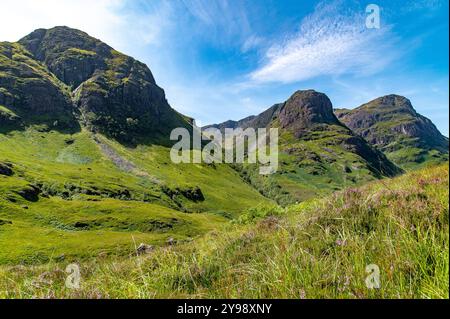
[1, 0, 449, 135]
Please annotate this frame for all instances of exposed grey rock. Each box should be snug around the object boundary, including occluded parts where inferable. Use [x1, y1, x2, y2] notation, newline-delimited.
[16, 184, 41, 202]
[136, 243, 154, 255]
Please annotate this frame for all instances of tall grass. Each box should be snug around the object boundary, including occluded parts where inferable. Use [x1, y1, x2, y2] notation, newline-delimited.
[0, 164, 448, 299]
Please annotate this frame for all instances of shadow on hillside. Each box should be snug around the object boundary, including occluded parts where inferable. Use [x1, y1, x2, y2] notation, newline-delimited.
[0, 118, 82, 136]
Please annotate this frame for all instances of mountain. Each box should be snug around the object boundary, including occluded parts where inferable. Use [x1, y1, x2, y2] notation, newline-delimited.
[0, 27, 270, 264]
[204, 104, 282, 133]
[0, 26, 445, 266]
[3, 163, 447, 298]
[207, 90, 403, 204]
[1, 26, 190, 144]
[335, 95, 449, 169]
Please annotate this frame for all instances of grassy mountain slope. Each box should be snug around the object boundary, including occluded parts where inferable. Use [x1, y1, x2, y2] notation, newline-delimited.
[0, 27, 273, 265]
[0, 126, 270, 264]
[1, 163, 447, 298]
[335, 95, 449, 170]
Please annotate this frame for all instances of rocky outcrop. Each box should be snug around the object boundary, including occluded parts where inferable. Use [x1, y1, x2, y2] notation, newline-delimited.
[341, 135, 401, 178]
[335, 94, 449, 167]
[0, 41, 77, 130]
[16, 184, 41, 202]
[18, 26, 191, 144]
[206, 90, 341, 135]
[162, 185, 205, 202]
[279, 90, 341, 132]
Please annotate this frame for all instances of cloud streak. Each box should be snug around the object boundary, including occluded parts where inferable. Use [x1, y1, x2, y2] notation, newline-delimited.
[249, 1, 400, 84]
[180, 0, 259, 49]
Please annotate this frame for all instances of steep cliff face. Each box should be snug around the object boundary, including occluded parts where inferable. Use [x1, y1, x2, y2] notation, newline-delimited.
[279, 90, 340, 133]
[0, 41, 77, 132]
[335, 95, 449, 168]
[0, 28, 272, 265]
[19, 27, 110, 89]
[206, 90, 339, 135]
[13, 26, 191, 143]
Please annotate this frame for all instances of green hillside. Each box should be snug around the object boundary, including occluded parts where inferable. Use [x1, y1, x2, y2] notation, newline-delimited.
[0, 126, 270, 264]
[0, 26, 273, 265]
[1, 164, 447, 298]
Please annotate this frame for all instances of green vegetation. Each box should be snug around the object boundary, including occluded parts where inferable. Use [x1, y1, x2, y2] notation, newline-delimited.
[0, 126, 270, 265]
[236, 122, 399, 205]
[65, 48, 97, 57]
[0, 164, 447, 298]
[0, 27, 447, 299]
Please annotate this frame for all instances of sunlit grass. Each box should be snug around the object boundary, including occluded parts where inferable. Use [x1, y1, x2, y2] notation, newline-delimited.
[1, 164, 447, 298]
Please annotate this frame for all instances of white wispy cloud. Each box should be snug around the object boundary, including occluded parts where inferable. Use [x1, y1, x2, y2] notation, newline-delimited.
[249, 1, 400, 84]
[241, 35, 264, 53]
[180, 0, 258, 48]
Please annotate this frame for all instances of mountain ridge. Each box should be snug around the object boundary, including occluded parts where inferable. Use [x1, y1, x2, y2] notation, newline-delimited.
[1, 26, 192, 144]
[335, 94, 449, 169]
[209, 89, 403, 204]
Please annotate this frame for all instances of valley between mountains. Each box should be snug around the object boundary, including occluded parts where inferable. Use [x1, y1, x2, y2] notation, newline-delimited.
[0, 27, 448, 298]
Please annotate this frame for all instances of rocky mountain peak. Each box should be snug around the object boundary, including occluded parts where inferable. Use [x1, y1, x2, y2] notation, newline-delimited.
[19, 26, 147, 89]
[335, 94, 448, 168]
[1, 27, 192, 144]
[279, 90, 341, 132]
[360, 94, 416, 114]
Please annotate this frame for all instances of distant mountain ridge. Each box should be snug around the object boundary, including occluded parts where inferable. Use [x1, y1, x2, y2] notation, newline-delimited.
[335, 94, 449, 169]
[208, 90, 403, 204]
